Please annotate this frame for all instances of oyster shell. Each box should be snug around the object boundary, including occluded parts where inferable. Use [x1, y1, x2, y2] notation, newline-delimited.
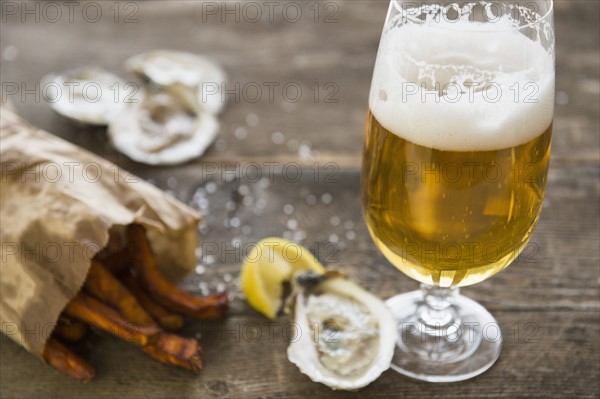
[286, 271, 397, 390]
[126, 50, 227, 115]
[43, 67, 132, 125]
[108, 87, 218, 165]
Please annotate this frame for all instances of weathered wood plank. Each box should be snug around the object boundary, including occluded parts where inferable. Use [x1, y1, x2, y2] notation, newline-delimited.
[1, 310, 598, 399]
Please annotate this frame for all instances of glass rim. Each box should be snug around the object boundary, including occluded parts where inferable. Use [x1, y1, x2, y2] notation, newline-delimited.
[390, 0, 554, 33]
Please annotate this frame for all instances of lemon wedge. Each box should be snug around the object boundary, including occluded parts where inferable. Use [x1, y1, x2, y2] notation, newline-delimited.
[241, 237, 325, 319]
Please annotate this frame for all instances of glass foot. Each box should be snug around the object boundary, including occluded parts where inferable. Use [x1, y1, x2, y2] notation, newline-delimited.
[386, 288, 502, 382]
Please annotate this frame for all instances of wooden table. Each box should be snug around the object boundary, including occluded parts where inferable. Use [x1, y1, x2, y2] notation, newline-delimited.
[1, 1, 598, 398]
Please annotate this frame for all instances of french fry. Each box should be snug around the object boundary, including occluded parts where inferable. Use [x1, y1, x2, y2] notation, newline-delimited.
[121, 273, 184, 331]
[42, 337, 96, 382]
[64, 293, 160, 347]
[84, 259, 158, 329]
[142, 333, 203, 373]
[53, 316, 89, 343]
[127, 224, 229, 320]
[47, 224, 227, 377]
[95, 247, 132, 276]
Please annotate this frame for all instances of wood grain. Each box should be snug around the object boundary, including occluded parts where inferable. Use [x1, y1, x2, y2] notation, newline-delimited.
[1, 0, 599, 398]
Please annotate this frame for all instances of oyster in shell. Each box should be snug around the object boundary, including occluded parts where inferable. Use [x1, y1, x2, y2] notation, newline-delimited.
[126, 50, 227, 115]
[286, 271, 397, 390]
[43, 67, 132, 125]
[108, 87, 218, 165]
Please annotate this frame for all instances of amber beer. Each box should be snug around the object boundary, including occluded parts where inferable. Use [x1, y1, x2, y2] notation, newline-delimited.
[363, 111, 552, 287]
[362, 18, 555, 288]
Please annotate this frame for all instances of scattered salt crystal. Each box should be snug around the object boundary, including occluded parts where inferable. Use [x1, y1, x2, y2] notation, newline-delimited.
[204, 255, 216, 265]
[238, 184, 250, 196]
[283, 204, 294, 215]
[234, 127, 248, 140]
[2, 46, 18, 62]
[195, 265, 206, 275]
[292, 230, 306, 242]
[344, 220, 355, 230]
[199, 282, 209, 295]
[298, 143, 312, 159]
[230, 217, 241, 228]
[346, 231, 356, 240]
[271, 131, 285, 145]
[321, 193, 333, 204]
[197, 197, 209, 208]
[258, 178, 270, 189]
[330, 216, 340, 226]
[287, 219, 298, 230]
[205, 182, 217, 193]
[256, 198, 267, 209]
[306, 194, 317, 205]
[329, 234, 339, 243]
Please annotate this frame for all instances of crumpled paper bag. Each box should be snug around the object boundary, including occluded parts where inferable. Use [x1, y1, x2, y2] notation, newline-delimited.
[0, 107, 201, 357]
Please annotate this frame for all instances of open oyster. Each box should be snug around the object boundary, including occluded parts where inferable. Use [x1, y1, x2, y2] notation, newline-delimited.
[126, 50, 227, 115]
[108, 87, 218, 165]
[286, 271, 397, 390]
[43, 67, 132, 125]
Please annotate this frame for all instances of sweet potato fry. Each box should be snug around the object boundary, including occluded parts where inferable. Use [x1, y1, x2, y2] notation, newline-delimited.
[84, 259, 158, 329]
[142, 333, 203, 373]
[53, 316, 89, 342]
[95, 247, 132, 276]
[64, 293, 160, 347]
[127, 224, 228, 320]
[42, 337, 96, 382]
[121, 273, 184, 331]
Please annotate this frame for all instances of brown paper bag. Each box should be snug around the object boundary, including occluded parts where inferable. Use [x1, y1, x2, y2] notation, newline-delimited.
[0, 107, 201, 357]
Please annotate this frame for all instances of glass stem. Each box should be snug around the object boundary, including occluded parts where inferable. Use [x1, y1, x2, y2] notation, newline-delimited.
[418, 284, 460, 335]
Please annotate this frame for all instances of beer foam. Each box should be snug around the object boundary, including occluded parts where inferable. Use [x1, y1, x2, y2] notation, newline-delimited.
[369, 17, 555, 151]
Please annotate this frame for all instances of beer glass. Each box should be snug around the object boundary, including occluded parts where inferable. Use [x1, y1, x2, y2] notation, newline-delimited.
[362, 0, 554, 381]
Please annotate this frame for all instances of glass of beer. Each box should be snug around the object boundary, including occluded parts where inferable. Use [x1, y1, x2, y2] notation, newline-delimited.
[362, 0, 554, 381]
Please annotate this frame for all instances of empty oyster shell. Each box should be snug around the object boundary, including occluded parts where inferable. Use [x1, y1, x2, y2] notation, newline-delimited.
[126, 50, 227, 115]
[43, 67, 132, 125]
[108, 87, 218, 165]
[286, 271, 397, 390]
